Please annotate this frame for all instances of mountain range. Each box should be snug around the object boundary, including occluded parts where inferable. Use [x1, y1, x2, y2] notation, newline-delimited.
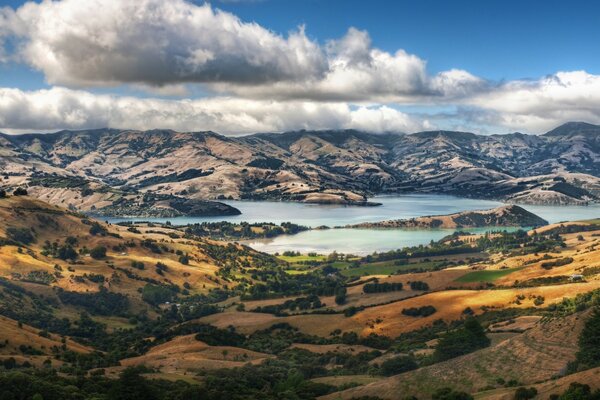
[1, 121, 600, 216]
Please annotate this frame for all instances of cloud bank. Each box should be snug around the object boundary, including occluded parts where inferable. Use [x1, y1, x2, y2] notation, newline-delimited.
[0, 87, 431, 134]
[0, 0, 600, 134]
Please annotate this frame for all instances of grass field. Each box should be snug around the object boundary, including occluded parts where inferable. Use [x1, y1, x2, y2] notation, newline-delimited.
[277, 254, 327, 263]
[454, 267, 523, 283]
[340, 260, 444, 277]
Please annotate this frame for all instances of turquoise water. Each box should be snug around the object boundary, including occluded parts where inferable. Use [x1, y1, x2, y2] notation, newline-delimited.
[243, 227, 523, 255]
[104, 194, 600, 254]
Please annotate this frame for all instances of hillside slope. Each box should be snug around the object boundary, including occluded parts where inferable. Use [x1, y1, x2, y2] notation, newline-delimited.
[2, 122, 600, 212]
[321, 310, 591, 399]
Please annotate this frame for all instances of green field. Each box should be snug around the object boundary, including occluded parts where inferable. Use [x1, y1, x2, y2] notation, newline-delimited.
[454, 267, 523, 283]
[277, 254, 327, 263]
[339, 260, 444, 277]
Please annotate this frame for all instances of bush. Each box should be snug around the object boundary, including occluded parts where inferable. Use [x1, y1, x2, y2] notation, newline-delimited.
[89, 222, 108, 236]
[380, 356, 417, 376]
[0, 189, 6, 198]
[514, 387, 538, 400]
[179, 255, 190, 265]
[432, 388, 474, 400]
[402, 305, 436, 317]
[334, 286, 347, 305]
[6, 227, 35, 245]
[409, 281, 430, 291]
[131, 261, 145, 270]
[363, 282, 403, 293]
[556, 382, 600, 400]
[90, 246, 107, 259]
[12, 187, 28, 196]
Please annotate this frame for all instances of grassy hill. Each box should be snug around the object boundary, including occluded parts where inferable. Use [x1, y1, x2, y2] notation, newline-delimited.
[2, 195, 600, 399]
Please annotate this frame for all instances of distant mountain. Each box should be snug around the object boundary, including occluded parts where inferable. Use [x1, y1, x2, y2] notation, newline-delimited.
[1, 122, 600, 215]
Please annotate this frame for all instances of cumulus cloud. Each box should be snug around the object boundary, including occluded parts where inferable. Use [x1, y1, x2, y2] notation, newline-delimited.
[218, 29, 487, 102]
[1, 0, 485, 102]
[462, 71, 600, 132]
[1, 1, 600, 134]
[3, 0, 326, 87]
[0, 87, 430, 134]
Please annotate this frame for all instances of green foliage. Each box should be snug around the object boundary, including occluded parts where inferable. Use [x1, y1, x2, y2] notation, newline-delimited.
[514, 387, 538, 400]
[380, 355, 418, 376]
[572, 307, 600, 371]
[334, 286, 347, 305]
[89, 246, 106, 259]
[541, 257, 574, 270]
[434, 317, 490, 362]
[402, 306, 436, 317]
[363, 282, 403, 293]
[6, 227, 35, 245]
[409, 281, 430, 291]
[141, 284, 177, 306]
[556, 382, 600, 400]
[58, 288, 129, 316]
[432, 387, 474, 400]
[89, 222, 108, 236]
[185, 221, 309, 240]
[252, 295, 324, 315]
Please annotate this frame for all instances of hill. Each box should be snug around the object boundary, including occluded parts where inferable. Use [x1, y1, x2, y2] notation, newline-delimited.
[1, 196, 600, 399]
[2, 122, 600, 214]
[320, 310, 591, 399]
[349, 205, 548, 229]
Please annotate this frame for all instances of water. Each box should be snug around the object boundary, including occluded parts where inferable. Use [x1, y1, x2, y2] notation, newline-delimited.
[104, 194, 600, 255]
[244, 227, 522, 256]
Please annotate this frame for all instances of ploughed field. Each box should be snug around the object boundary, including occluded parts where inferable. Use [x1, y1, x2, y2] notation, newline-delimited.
[1, 194, 600, 399]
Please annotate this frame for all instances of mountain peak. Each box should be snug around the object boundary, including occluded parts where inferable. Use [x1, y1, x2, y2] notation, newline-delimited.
[544, 121, 600, 136]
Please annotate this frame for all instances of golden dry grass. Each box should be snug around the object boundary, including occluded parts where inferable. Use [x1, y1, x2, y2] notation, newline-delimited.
[321, 310, 590, 399]
[0, 315, 92, 356]
[118, 334, 273, 373]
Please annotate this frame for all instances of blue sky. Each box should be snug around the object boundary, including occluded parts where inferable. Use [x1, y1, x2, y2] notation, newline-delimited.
[1, 0, 600, 134]
[213, 0, 600, 80]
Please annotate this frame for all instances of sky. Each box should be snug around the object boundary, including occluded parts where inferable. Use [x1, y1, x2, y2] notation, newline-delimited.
[1, 0, 600, 135]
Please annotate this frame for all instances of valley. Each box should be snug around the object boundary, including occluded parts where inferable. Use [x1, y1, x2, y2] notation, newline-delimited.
[1, 191, 600, 399]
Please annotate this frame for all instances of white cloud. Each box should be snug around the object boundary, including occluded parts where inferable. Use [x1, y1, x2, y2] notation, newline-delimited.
[1, 0, 485, 102]
[1, 1, 600, 134]
[0, 87, 430, 134]
[218, 29, 486, 102]
[4, 0, 327, 87]
[463, 71, 600, 132]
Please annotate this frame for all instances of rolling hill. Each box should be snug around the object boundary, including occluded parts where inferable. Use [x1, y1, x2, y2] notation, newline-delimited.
[2, 122, 600, 216]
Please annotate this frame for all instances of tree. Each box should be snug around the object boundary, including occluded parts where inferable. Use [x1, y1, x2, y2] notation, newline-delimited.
[434, 317, 490, 362]
[557, 382, 600, 400]
[109, 367, 157, 400]
[514, 387, 538, 400]
[12, 187, 27, 196]
[90, 246, 107, 259]
[432, 388, 474, 400]
[0, 189, 6, 198]
[380, 356, 417, 376]
[574, 307, 600, 370]
[334, 286, 347, 305]
[179, 254, 190, 265]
